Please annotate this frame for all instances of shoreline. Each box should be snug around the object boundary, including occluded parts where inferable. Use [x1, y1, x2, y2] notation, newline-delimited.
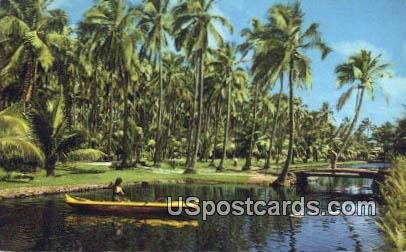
[0, 177, 276, 200]
[0, 160, 369, 200]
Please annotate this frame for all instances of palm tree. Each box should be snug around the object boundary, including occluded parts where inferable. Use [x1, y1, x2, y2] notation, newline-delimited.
[359, 118, 374, 139]
[0, 0, 69, 104]
[239, 18, 267, 171]
[80, 0, 140, 167]
[211, 43, 247, 171]
[172, 0, 232, 173]
[31, 98, 86, 176]
[264, 74, 284, 169]
[241, 18, 286, 170]
[138, 0, 171, 166]
[268, 3, 331, 186]
[331, 50, 391, 169]
[0, 105, 44, 170]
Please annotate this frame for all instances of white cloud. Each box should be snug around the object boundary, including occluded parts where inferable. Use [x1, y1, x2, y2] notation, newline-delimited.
[332, 40, 390, 60]
[381, 76, 406, 103]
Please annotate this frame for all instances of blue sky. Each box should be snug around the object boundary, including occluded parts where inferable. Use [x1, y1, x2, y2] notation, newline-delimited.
[50, 0, 406, 126]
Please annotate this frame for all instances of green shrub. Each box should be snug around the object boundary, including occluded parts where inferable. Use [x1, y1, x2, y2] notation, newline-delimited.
[378, 157, 406, 251]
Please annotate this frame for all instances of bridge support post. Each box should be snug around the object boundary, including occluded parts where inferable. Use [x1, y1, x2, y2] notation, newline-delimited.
[295, 172, 308, 193]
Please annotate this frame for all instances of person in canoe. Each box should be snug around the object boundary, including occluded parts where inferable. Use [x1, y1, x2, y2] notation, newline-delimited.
[112, 177, 128, 201]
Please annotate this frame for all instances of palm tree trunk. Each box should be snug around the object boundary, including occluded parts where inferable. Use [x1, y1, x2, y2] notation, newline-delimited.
[186, 66, 199, 167]
[89, 71, 98, 147]
[186, 51, 204, 173]
[210, 102, 220, 167]
[22, 57, 38, 104]
[331, 88, 365, 169]
[121, 70, 130, 168]
[242, 81, 260, 171]
[264, 74, 284, 170]
[273, 59, 294, 186]
[45, 156, 57, 177]
[154, 43, 164, 167]
[107, 75, 114, 156]
[218, 79, 232, 171]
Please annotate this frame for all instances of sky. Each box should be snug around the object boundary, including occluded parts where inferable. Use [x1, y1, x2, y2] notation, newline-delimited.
[50, 0, 406, 126]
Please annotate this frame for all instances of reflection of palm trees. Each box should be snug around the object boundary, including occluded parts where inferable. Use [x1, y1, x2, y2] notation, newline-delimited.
[33, 200, 59, 250]
[275, 187, 298, 252]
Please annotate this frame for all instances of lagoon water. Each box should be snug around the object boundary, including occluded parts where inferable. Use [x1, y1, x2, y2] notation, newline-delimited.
[0, 177, 386, 251]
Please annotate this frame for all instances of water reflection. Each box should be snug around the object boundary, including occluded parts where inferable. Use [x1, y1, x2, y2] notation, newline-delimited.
[0, 183, 386, 251]
[307, 177, 374, 196]
[64, 215, 199, 229]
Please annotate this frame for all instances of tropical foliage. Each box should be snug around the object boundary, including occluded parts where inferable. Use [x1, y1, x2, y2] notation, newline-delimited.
[378, 158, 406, 251]
[0, 106, 44, 171]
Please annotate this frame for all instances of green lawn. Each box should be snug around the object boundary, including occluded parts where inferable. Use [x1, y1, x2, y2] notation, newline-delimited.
[0, 159, 364, 191]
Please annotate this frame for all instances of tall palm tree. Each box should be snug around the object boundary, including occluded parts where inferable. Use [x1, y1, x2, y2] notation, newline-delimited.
[239, 18, 267, 171]
[211, 43, 247, 171]
[264, 74, 284, 169]
[240, 13, 294, 171]
[138, 0, 171, 166]
[80, 0, 140, 167]
[331, 50, 391, 168]
[172, 0, 232, 173]
[0, 0, 69, 104]
[267, 3, 331, 186]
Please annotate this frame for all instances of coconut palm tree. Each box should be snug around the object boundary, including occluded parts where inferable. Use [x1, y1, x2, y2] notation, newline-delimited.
[0, 0, 69, 104]
[138, 0, 171, 166]
[80, 0, 140, 167]
[263, 74, 284, 169]
[330, 50, 391, 168]
[210, 43, 248, 171]
[239, 18, 268, 171]
[267, 3, 331, 186]
[172, 0, 232, 173]
[239, 13, 293, 171]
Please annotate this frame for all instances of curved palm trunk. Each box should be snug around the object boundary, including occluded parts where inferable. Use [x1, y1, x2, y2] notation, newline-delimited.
[186, 52, 204, 173]
[218, 79, 232, 171]
[242, 82, 260, 171]
[154, 43, 164, 167]
[330, 88, 365, 169]
[273, 59, 294, 186]
[121, 71, 130, 168]
[264, 74, 284, 170]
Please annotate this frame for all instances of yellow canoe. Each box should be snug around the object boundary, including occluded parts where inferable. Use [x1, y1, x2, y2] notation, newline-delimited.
[65, 194, 199, 214]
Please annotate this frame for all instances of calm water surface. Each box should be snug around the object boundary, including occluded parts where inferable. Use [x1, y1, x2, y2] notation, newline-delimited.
[0, 163, 388, 251]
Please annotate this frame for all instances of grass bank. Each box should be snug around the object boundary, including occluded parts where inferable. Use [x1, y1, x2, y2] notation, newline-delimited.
[0, 159, 364, 199]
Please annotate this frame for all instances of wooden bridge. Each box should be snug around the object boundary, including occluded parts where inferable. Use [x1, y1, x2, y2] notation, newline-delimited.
[293, 168, 390, 189]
